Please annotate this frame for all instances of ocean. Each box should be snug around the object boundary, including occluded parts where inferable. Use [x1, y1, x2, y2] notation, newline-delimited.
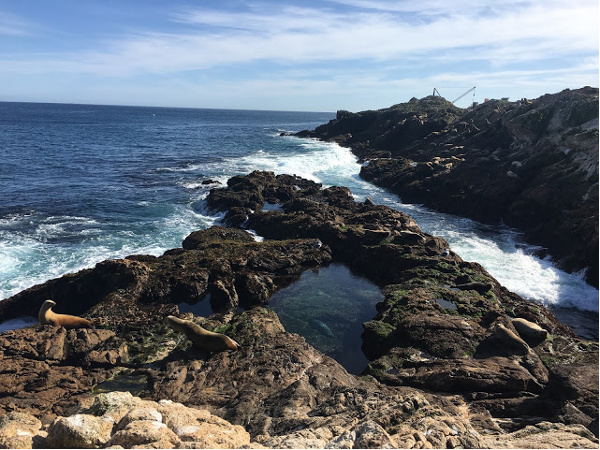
[1, 102, 598, 345]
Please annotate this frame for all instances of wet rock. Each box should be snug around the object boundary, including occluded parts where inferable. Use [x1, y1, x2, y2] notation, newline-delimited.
[305, 89, 599, 286]
[204, 171, 597, 435]
[182, 226, 255, 250]
[0, 170, 596, 446]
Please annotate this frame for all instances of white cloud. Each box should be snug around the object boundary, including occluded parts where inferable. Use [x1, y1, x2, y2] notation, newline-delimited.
[0, 1, 596, 109]
[1, 1, 597, 78]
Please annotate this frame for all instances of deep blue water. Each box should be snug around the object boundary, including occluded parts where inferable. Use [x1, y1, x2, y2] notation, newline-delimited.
[0, 102, 597, 360]
[0, 103, 336, 297]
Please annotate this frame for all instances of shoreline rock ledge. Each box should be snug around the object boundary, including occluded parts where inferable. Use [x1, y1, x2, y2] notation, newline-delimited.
[296, 87, 599, 288]
[0, 171, 597, 449]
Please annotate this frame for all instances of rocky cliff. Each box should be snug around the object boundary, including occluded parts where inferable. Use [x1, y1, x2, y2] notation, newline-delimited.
[0, 172, 597, 448]
[297, 87, 599, 288]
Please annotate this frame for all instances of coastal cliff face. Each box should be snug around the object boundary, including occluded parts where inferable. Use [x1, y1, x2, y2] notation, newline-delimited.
[298, 87, 599, 288]
[0, 171, 597, 448]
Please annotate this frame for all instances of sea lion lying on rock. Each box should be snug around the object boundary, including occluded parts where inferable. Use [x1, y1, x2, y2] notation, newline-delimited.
[493, 323, 530, 355]
[452, 282, 493, 294]
[38, 299, 93, 329]
[393, 230, 425, 244]
[166, 315, 241, 352]
[512, 318, 549, 344]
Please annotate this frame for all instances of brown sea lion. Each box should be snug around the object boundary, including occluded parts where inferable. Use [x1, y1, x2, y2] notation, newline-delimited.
[493, 323, 530, 355]
[512, 318, 549, 343]
[38, 299, 93, 329]
[166, 315, 240, 352]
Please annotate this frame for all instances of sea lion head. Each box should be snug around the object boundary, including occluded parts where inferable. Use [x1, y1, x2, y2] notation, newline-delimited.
[166, 315, 181, 325]
[39, 299, 56, 326]
[43, 299, 56, 308]
[165, 315, 187, 332]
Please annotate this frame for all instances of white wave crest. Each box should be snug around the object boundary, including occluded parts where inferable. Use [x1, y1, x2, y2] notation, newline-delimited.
[217, 139, 358, 185]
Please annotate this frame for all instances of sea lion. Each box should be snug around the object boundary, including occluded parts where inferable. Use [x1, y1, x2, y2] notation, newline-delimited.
[493, 323, 530, 355]
[166, 315, 240, 352]
[452, 282, 493, 295]
[392, 230, 425, 244]
[38, 299, 93, 329]
[512, 318, 548, 343]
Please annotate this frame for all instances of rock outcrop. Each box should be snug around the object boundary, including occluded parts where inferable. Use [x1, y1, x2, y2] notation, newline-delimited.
[0, 171, 597, 448]
[298, 87, 599, 287]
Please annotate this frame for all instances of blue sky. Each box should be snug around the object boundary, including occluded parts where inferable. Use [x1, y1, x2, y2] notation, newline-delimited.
[0, 0, 597, 111]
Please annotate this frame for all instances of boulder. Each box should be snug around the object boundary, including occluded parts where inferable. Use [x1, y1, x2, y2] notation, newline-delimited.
[0, 412, 43, 449]
[45, 414, 115, 448]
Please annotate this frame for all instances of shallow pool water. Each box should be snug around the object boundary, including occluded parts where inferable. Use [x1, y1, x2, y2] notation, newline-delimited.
[178, 293, 213, 316]
[0, 316, 37, 332]
[269, 263, 383, 374]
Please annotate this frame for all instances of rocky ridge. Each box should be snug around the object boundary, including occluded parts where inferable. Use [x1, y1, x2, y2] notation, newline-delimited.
[0, 171, 597, 448]
[297, 87, 599, 287]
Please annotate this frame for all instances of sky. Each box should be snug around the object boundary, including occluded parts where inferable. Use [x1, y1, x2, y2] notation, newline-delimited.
[0, 0, 598, 111]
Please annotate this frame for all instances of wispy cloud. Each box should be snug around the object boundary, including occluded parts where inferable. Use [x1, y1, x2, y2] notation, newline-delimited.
[0, 1, 596, 109]
[1, 0, 597, 77]
[0, 11, 35, 36]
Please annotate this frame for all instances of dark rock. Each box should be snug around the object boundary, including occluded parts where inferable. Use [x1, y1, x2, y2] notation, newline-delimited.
[303, 88, 599, 287]
[0, 171, 596, 442]
[453, 281, 493, 294]
[204, 171, 597, 433]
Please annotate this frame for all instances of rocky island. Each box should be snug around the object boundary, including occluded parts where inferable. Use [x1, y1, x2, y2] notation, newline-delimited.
[0, 170, 597, 448]
[296, 87, 599, 288]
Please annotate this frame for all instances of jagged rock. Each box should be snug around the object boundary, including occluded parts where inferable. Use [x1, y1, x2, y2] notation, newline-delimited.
[0, 171, 596, 447]
[157, 399, 251, 448]
[303, 88, 599, 287]
[203, 171, 597, 434]
[482, 421, 599, 449]
[0, 227, 332, 324]
[84, 392, 156, 424]
[330, 420, 396, 448]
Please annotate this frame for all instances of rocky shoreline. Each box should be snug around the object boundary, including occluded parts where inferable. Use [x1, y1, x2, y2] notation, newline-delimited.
[295, 87, 599, 288]
[0, 171, 597, 448]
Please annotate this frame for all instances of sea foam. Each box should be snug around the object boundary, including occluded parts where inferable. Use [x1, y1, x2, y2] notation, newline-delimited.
[274, 138, 600, 315]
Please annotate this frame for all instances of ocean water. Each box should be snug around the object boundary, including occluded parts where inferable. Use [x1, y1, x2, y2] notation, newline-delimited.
[0, 102, 597, 348]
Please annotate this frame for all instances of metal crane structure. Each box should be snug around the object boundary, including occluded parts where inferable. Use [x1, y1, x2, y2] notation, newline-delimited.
[432, 86, 477, 106]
